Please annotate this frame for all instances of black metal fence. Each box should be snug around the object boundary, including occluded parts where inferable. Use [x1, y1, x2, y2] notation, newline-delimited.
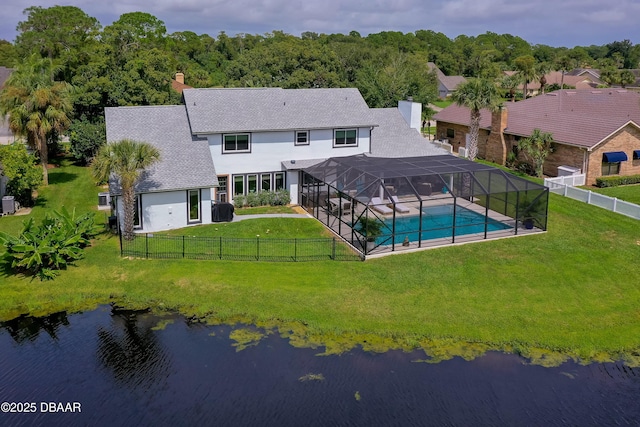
[120, 233, 363, 262]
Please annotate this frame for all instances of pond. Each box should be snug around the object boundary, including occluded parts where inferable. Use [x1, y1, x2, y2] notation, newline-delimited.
[1, 306, 639, 426]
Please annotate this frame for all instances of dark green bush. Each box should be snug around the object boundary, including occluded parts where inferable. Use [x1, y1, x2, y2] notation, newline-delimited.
[0, 207, 101, 280]
[233, 190, 290, 207]
[595, 174, 640, 188]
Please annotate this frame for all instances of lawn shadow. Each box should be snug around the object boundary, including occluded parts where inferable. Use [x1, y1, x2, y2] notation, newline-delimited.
[48, 171, 78, 185]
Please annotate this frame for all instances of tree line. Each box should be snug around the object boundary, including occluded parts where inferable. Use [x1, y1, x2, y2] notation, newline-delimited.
[0, 5, 638, 174]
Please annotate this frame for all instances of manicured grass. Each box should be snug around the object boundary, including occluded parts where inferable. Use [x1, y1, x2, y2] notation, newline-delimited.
[2, 159, 640, 365]
[160, 218, 334, 238]
[586, 184, 640, 205]
[235, 205, 297, 215]
[432, 100, 452, 109]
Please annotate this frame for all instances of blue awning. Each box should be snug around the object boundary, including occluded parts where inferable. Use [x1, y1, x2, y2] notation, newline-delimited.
[602, 151, 628, 163]
[634, 150, 640, 160]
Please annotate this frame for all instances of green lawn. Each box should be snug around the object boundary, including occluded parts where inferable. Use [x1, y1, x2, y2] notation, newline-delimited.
[586, 184, 640, 205]
[2, 159, 640, 366]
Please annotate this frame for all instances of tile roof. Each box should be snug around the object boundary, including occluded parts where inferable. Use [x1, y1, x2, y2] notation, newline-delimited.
[439, 75, 467, 91]
[104, 105, 217, 195]
[171, 79, 192, 93]
[182, 87, 377, 134]
[434, 89, 640, 149]
[368, 108, 449, 157]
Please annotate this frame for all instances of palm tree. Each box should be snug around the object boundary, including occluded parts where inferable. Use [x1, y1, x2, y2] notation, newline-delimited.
[514, 55, 538, 99]
[91, 139, 160, 240]
[500, 73, 520, 102]
[0, 56, 73, 185]
[519, 129, 554, 178]
[451, 78, 502, 161]
[536, 62, 552, 94]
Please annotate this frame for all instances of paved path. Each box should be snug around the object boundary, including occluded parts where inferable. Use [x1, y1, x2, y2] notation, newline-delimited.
[232, 213, 311, 221]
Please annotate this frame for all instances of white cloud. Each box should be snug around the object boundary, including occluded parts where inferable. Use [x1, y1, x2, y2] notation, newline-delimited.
[0, 0, 637, 47]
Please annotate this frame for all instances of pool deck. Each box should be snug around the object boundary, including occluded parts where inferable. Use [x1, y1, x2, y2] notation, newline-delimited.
[307, 195, 545, 259]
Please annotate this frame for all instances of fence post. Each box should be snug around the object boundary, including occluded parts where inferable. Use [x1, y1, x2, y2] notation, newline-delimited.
[613, 197, 618, 213]
[563, 184, 568, 197]
[219, 236, 222, 260]
[145, 233, 149, 259]
[257, 236, 260, 261]
[588, 190, 592, 204]
[118, 225, 123, 256]
[332, 237, 336, 260]
[182, 235, 185, 258]
[294, 238, 298, 262]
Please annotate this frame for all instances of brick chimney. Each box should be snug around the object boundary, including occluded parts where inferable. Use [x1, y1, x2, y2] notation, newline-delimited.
[486, 105, 508, 165]
[175, 72, 185, 84]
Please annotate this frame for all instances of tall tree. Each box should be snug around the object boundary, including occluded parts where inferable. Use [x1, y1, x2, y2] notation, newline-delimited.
[555, 55, 575, 89]
[619, 70, 636, 88]
[0, 56, 72, 185]
[500, 73, 520, 102]
[14, 6, 101, 82]
[519, 128, 554, 178]
[514, 55, 538, 99]
[536, 62, 552, 94]
[91, 139, 160, 240]
[451, 78, 502, 161]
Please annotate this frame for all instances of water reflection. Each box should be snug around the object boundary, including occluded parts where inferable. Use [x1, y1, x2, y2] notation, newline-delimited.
[96, 308, 172, 389]
[2, 311, 69, 343]
[0, 306, 639, 426]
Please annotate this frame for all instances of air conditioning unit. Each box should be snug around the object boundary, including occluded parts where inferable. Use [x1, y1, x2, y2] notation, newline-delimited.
[98, 192, 111, 207]
[2, 196, 16, 214]
[458, 147, 468, 158]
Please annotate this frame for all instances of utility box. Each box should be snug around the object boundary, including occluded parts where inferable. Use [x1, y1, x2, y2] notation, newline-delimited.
[2, 196, 15, 214]
[98, 192, 111, 207]
[557, 165, 581, 176]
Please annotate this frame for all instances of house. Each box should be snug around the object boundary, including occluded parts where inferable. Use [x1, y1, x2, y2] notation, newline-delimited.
[434, 89, 640, 185]
[105, 87, 447, 233]
[171, 72, 192, 94]
[503, 70, 600, 98]
[428, 63, 467, 98]
[0, 66, 15, 145]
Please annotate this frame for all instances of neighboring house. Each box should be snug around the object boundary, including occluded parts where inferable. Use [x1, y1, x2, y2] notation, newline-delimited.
[434, 89, 640, 185]
[566, 68, 602, 81]
[428, 62, 467, 98]
[105, 87, 447, 233]
[504, 70, 600, 98]
[0, 66, 16, 145]
[171, 72, 192, 94]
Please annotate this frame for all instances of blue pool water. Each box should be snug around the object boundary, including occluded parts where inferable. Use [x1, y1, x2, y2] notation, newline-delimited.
[378, 204, 511, 244]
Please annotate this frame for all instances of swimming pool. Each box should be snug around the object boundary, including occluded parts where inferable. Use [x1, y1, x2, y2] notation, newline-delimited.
[378, 204, 512, 244]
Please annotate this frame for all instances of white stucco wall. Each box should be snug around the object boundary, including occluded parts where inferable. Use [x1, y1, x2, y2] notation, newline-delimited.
[115, 188, 212, 233]
[207, 128, 371, 175]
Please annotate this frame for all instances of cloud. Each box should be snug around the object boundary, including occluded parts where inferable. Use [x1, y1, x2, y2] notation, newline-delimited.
[0, 0, 637, 47]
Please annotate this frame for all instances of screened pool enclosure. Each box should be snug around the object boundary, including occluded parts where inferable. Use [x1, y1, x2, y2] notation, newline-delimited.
[300, 154, 549, 256]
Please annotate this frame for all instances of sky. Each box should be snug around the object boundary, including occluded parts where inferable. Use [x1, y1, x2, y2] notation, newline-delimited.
[2, 0, 638, 48]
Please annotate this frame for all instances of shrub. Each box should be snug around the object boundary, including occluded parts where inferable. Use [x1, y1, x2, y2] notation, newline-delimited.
[0, 207, 101, 280]
[233, 190, 290, 208]
[0, 143, 43, 207]
[69, 117, 106, 165]
[595, 174, 640, 188]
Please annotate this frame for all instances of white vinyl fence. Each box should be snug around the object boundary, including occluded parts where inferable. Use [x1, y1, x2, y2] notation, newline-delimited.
[545, 174, 640, 220]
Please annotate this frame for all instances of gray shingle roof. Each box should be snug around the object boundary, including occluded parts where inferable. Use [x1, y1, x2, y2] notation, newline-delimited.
[182, 87, 377, 134]
[369, 108, 449, 157]
[104, 105, 217, 195]
[434, 89, 640, 149]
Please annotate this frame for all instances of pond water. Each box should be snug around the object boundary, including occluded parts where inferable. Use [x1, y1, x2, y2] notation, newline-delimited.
[1, 306, 639, 426]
